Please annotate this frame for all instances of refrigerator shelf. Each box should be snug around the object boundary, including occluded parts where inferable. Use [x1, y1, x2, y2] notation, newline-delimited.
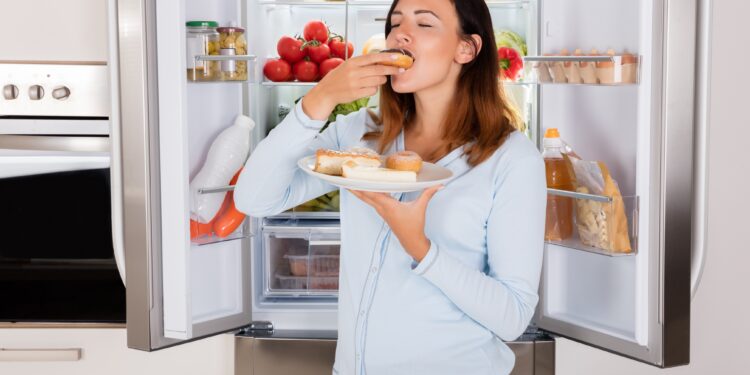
[192, 229, 251, 246]
[198, 184, 235, 195]
[257, 0, 530, 8]
[261, 81, 317, 87]
[194, 54, 257, 62]
[524, 54, 640, 85]
[545, 192, 639, 257]
[270, 211, 340, 220]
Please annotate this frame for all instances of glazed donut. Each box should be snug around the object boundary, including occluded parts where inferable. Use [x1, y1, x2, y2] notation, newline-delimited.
[386, 151, 423, 173]
[379, 48, 415, 69]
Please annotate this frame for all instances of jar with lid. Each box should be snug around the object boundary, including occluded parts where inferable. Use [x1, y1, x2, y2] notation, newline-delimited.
[186, 21, 220, 81]
[217, 26, 248, 81]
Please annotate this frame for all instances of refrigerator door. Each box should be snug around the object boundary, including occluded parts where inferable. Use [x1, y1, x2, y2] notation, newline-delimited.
[115, 0, 252, 351]
[535, 0, 696, 367]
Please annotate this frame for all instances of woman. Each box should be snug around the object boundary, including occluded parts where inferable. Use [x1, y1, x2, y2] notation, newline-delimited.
[234, 0, 546, 373]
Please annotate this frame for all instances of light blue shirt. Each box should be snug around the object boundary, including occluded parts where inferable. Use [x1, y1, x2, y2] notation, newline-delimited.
[235, 101, 547, 375]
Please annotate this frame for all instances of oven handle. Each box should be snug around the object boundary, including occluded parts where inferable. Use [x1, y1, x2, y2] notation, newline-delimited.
[0, 135, 109, 153]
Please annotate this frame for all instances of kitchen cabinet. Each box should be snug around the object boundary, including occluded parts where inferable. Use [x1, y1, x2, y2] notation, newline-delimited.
[0, 329, 233, 375]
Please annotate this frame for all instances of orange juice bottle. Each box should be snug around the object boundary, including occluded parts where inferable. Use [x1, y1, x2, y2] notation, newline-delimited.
[543, 128, 574, 241]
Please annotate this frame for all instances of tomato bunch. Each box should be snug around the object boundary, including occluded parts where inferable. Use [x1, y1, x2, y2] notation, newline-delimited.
[263, 20, 354, 83]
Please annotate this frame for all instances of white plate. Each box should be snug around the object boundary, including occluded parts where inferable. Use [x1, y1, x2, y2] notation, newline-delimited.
[298, 155, 453, 193]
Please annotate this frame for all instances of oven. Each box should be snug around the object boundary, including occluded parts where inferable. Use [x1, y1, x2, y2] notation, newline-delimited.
[0, 59, 124, 324]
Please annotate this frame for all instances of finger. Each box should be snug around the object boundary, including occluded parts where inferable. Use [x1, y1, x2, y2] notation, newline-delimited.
[358, 75, 388, 89]
[364, 192, 397, 207]
[418, 185, 444, 206]
[358, 64, 403, 78]
[354, 86, 380, 99]
[352, 52, 403, 67]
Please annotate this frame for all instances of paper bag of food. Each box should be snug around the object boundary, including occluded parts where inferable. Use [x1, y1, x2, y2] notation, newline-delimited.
[565, 155, 632, 253]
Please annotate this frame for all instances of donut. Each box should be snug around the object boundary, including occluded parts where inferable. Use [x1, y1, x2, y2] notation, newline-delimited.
[379, 48, 415, 69]
[386, 151, 423, 173]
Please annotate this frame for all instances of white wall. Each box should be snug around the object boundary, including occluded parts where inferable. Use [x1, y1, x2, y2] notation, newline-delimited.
[556, 0, 750, 373]
[0, 0, 108, 62]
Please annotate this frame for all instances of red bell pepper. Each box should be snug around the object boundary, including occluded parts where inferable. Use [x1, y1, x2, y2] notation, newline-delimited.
[498, 47, 523, 81]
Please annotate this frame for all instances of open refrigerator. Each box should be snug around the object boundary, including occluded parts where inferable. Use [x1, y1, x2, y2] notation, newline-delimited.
[112, 0, 706, 372]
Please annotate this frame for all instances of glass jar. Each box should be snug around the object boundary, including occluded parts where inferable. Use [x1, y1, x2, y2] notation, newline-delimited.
[217, 26, 248, 81]
[186, 21, 220, 81]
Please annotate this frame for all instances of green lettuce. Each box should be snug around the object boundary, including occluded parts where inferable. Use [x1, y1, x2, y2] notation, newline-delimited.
[328, 97, 372, 123]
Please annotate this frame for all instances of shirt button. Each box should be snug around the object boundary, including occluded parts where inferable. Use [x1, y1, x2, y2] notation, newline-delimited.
[371, 266, 378, 272]
[359, 310, 365, 316]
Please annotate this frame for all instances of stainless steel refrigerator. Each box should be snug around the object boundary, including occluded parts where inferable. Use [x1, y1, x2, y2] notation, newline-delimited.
[111, 0, 708, 373]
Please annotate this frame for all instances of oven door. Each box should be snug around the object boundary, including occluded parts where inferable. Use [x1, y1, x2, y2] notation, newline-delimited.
[0, 135, 125, 323]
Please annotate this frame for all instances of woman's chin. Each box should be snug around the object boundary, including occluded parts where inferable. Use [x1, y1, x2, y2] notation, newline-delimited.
[390, 75, 417, 94]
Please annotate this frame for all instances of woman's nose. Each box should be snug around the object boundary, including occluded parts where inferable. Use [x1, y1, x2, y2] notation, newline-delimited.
[393, 28, 412, 45]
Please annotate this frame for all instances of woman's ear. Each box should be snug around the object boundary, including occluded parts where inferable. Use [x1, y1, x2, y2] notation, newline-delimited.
[456, 34, 483, 64]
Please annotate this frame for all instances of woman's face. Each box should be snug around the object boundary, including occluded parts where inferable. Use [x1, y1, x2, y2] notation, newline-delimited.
[387, 0, 465, 93]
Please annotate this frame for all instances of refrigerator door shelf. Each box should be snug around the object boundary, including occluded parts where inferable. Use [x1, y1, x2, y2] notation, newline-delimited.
[524, 55, 641, 85]
[545, 192, 639, 257]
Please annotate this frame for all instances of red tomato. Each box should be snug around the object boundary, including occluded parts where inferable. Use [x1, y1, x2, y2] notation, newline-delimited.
[319, 58, 344, 78]
[303, 20, 329, 43]
[293, 60, 319, 82]
[277, 36, 306, 63]
[263, 58, 292, 82]
[329, 37, 354, 59]
[305, 42, 331, 64]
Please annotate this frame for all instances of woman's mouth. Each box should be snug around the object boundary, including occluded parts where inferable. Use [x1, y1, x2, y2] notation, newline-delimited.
[382, 48, 416, 62]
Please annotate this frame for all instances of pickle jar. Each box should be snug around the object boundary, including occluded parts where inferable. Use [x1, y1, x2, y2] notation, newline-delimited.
[186, 21, 220, 81]
[217, 26, 248, 81]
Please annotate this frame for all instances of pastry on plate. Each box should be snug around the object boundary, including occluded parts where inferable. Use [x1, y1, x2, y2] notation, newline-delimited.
[385, 151, 423, 173]
[314, 148, 381, 176]
[341, 160, 417, 183]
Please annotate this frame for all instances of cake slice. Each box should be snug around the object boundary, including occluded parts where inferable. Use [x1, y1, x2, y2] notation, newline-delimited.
[341, 160, 417, 183]
[314, 149, 381, 176]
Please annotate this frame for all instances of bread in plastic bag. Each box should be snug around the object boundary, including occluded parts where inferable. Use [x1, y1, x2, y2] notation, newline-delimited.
[566, 155, 632, 253]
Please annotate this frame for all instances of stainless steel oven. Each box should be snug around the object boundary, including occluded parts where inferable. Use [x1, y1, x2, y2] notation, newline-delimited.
[0, 57, 124, 324]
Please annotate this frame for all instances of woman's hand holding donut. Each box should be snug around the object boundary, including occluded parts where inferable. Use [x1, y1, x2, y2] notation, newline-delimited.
[348, 185, 443, 263]
[302, 53, 405, 121]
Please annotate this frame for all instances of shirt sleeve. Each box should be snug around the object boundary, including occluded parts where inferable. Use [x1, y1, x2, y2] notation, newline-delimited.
[413, 155, 547, 341]
[234, 99, 362, 217]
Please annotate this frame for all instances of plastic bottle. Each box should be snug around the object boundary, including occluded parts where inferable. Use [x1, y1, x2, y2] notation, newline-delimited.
[190, 115, 255, 223]
[543, 128, 575, 241]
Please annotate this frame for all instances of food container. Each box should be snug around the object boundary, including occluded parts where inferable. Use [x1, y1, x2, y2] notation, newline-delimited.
[275, 274, 339, 291]
[186, 21, 220, 81]
[217, 26, 248, 81]
[285, 254, 340, 276]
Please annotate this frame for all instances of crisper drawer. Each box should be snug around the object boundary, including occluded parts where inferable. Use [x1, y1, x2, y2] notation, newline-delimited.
[261, 222, 340, 300]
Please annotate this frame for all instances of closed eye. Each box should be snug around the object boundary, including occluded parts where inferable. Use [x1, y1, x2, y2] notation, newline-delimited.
[392, 23, 401, 28]
[418, 24, 432, 28]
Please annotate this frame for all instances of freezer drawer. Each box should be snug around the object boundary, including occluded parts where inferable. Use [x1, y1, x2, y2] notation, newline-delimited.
[234, 333, 554, 375]
[261, 222, 341, 301]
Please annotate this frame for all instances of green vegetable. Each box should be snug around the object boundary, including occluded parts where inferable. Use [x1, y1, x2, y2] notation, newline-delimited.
[494, 30, 527, 56]
[327, 97, 371, 123]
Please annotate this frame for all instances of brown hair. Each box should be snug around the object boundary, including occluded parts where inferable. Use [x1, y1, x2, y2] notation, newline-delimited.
[365, 0, 523, 167]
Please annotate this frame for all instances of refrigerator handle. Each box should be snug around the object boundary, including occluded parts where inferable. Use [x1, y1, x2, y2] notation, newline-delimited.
[108, 0, 126, 286]
[691, 0, 712, 299]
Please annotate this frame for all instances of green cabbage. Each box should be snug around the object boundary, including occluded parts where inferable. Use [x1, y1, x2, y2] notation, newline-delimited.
[495, 30, 527, 56]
